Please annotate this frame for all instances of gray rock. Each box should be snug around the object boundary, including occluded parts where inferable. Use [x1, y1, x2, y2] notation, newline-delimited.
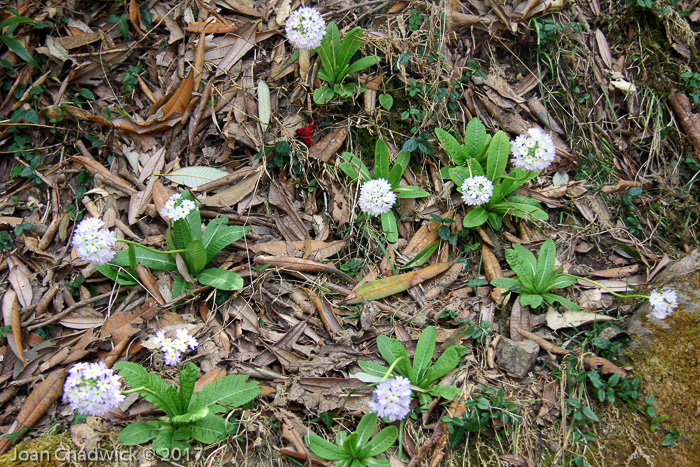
[496, 338, 540, 379]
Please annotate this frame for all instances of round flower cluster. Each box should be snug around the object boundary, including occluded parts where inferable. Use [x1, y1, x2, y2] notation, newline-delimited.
[358, 179, 397, 216]
[648, 288, 678, 320]
[72, 217, 117, 265]
[63, 362, 125, 417]
[160, 193, 197, 221]
[152, 329, 198, 366]
[461, 176, 494, 206]
[511, 127, 556, 171]
[368, 376, 412, 422]
[285, 7, 326, 50]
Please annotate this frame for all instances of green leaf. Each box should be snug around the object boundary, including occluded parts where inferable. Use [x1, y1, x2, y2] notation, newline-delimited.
[0, 35, 40, 69]
[341, 56, 381, 81]
[380, 210, 398, 243]
[357, 361, 390, 379]
[186, 240, 208, 275]
[449, 166, 471, 189]
[178, 362, 199, 412]
[490, 278, 522, 289]
[485, 131, 510, 182]
[466, 157, 485, 177]
[172, 218, 192, 250]
[534, 239, 557, 293]
[313, 86, 336, 104]
[117, 421, 163, 445]
[203, 224, 249, 263]
[184, 202, 202, 242]
[435, 128, 466, 165]
[424, 345, 466, 385]
[326, 22, 341, 63]
[111, 248, 178, 272]
[374, 139, 391, 180]
[305, 433, 348, 461]
[114, 362, 179, 417]
[354, 412, 378, 451]
[172, 406, 209, 425]
[400, 241, 439, 269]
[464, 118, 488, 161]
[153, 427, 190, 458]
[188, 374, 261, 414]
[337, 27, 363, 72]
[361, 424, 398, 457]
[164, 166, 231, 189]
[462, 207, 488, 228]
[505, 245, 537, 290]
[172, 275, 192, 298]
[413, 326, 436, 385]
[394, 186, 430, 198]
[542, 293, 581, 311]
[378, 94, 393, 110]
[428, 384, 461, 401]
[376, 335, 414, 382]
[198, 268, 243, 291]
[94, 264, 138, 286]
[520, 293, 543, 309]
[339, 152, 371, 182]
[388, 151, 410, 187]
[543, 273, 578, 291]
[189, 413, 228, 444]
[500, 168, 537, 196]
[487, 211, 503, 231]
[582, 406, 599, 422]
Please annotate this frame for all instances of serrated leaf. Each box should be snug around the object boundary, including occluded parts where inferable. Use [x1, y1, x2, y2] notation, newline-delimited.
[178, 362, 199, 412]
[114, 362, 179, 417]
[187, 240, 208, 275]
[188, 374, 261, 414]
[189, 413, 228, 444]
[117, 421, 162, 445]
[164, 166, 231, 189]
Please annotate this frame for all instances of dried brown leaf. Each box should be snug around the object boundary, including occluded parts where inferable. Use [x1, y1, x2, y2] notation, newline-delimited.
[308, 126, 349, 162]
[2, 289, 25, 365]
[583, 355, 627, 377]
[509, 300, 530, 342]
[8, 256, 32, 308]
[482, 244, 506, 303]
[595, 29, 613, 69]
[515, 327, 570, 355]
[254, 255, 356, 284]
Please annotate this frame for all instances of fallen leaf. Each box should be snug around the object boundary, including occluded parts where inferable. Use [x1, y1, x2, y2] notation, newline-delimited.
[515, 328, 570, 355]
[583, 354, 627, 377]
[2, 289, 26, 365]
[254, 255, 356, 284]
[7, 256, 32, 308]
[482, 244, 507, 304]
[510, 300, 530, 342]
[308, 126, 349, 162]
[545, 308, 614, 331]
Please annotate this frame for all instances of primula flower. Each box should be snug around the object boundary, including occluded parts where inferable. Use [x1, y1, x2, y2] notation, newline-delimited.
[461, 176, 494, 206]
[72, 217, 117, 265]
[648, 288, 678, 320]
[160, 193, 197, 221]
[63, 362, 124, 417]
[358, 178, 397, 216]
[369, 376, 412, 422]
[511, 127, 556, 171]
[152, 329, 198, 366]
[285, 7, 326, 50]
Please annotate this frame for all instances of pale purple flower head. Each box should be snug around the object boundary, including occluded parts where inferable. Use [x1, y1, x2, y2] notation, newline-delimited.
[160, 193, 197, 221]
[72, 217, 117, 264]
[358, 178, 396, 216]
[460, 175, 494, 206]
[286, 7, 326, 50]
[152, 329, 198, 366]
[511, 127, 555, 171]
[369, 376, 412, 422]
[648, 288, 678, 320]
[63, 362, 124, 417]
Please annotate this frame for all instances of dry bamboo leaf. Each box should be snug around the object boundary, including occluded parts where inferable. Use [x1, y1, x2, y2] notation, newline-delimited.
[583, 355, 627, 377]
[588, 265, 639, 278]
[424, 260, 463, 300]
[668, 92, 700, 157]
[151, 72, 194, 119]
[509, 300, 530, 342]
[7, 256, 32, 308]
[343, 262, 453, 304]
[184, 21, 245, 33]
[403, 215, 444, 258]
[0, 367, 67, 455]
[302, 287, 344, 335]
[600, 180, 643, 194]
[216, 22, 259, 74]
[308, 126, 349, 162]
[482, 244, 506, 303]
[595, 29, 613, 69]
[254, 255, 356, 284]
[135, 264, 165, 305]
[221, 0, 262, 17]
[72, 155, 137, 194]
[545, 308, 614, 331]
[2, 289, 26, 365]
[515, 328, 570, 355]
[200, 169, 263, 207]
[388, 1, 409, 14]
[56, 32, 101, 49]
[194, 368, 227, 392]
[250, 239, 347, 261]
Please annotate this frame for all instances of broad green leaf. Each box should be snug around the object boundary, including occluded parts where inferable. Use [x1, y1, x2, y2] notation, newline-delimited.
[506, 245, 537, 289]
[326, 22, 341, 65]
[94, 264, 138, 286]
[485, 131, 510, 182]
[305, 433, 348, 461]
[424, 345, 467, 386]
[341, 56, 381, 81]
[186, 240, 208, 275]
[388, 151, 410, 187]
[189, 413, 228, 444]
[462, 207, 488, 228]
[188, 374, 261, 414]
[183, 200, 202, 242]
[534, 239, 557, 293]
[376, 336, 414, 381]
[543, 273, 578, 292]
[172, 275, 192, 298]
[361, 425, 398, 458]
[380, 210, 398, 243]
[490, 278, 522, 289]
[542, 293, 581, 311]
[394, 186, 430, 198]
[178, 361, 199, 412]
[198, 268, 243, 291]
[464, 118, 488, 161]
[313, 86, 335, 104]
[153, 427, 190, 458]
[374, 139, 391, 180]
[204, 225, 249, 263]
[111, 248, 177, 272]
[164, 166, 230, 189]
[343, 262, 453, 304]
[378, 93, 393, 110]
[400, 241, 438, 269]
[172, 218, 192, 250]
[117, 421, 162, 445]
[337, 27, 363, 72]
[435, 128, 466, 165]
[487, 211, 503, 231]
[0, 16, 38, 29]
[520, 293, 543, 309]
[449, 166, 471, 189]
[500, 168, 537, 196]
[413, 326, 436, 384]
[357, 361, 390, 379]
[339, 152, 371, 182]
[354, 413, 378, 451]
[172, 406, 209, 426]
[114, 362, 179, 417]
[466, 158, 485, 177]
[428, 384, 461, 401]
[0, 35, 40, 69]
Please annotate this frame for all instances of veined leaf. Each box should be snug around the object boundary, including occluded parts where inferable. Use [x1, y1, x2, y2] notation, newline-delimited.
[435, 128, 465, 165]
[164, 166, 230, 189]
[340, 56, 380, 82]
[187, 240, 207, 275]
[111, 248, 177, 272]
[400, 240, 439, 269]
[357, 361, 390, 379]
[189, 413, 227, 444]
[534, 239, 557, 293]
[354, 412, 378, 451]
[485, 131, 510, 182]
[506, 245, 537, 289]
[306, 433, 348, 461]
[394, 186, 430, 198]
[360, 424, 398, 458]
[114, 362, 179, 417]
[542, 293, 581, 311]
[377, 335, 414, 381]
[188, 374, 261, 414]
[388, 151, 410, 187]
[413, 326, 436, 384]
[424, 345, 467, 385]
[520, 293, 544, 309]
[462, 207, 488, 228]
[374, 139, 390, 180]
[380, 210, 398, 243]
[117, 421, 162, 445]
[0, 35, 40, 69]
[464, 117, 488, 161]
[339, 152, 371, 181]
[337, 27, 363, 73]
[198, 268, 243, 291]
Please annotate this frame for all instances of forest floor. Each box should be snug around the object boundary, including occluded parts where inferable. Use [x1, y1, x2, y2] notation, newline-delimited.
[0, 0, 699, 466]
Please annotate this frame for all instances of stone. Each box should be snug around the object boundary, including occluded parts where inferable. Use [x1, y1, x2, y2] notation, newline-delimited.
[495, 338, 540, 379]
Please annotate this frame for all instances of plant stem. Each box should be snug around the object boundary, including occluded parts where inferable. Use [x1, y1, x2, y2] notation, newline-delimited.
[563, 274, 648, 300]
[379, 357, 405, 383]
[299, 49, 311, 82]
